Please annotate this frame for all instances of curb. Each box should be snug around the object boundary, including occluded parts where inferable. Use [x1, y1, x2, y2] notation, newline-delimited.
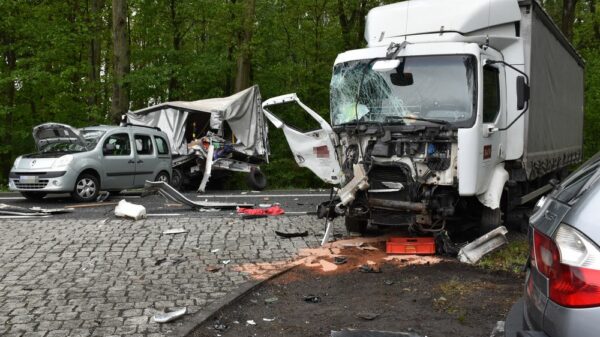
[174, 264, 298, 337]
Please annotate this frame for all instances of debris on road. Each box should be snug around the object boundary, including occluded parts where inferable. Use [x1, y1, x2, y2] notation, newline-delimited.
[355, 312, 380, 321]
[246, 320, 256, 325]
[262, 317, 276, 322]
[152, 307, 187, 323]
[210, 249, 220, 253]
[206, 266, 221, 273]
[358, 263, 381, 273]
[490, 321, 505, 337]
[114, 200, 146, 220]
[264, 297, 279, 304]
[275, 230, 309, 238]
[68, 202, 119, 208]
[214, 323, 228, 332]
[458, 226, 509, 264]
[237, 204, 285, 217]
[162, 228, 188, 235]
[96, 191, 110, 202]
[334, 256, 348, 265]
[331, 329, 422, 337]
[303, 295, 321, 303]
[321, 220, 334, 246]
[155, 258, 167, 266]
[222, 260, 231, 265]
[241, 214, 268, 220]
[0, 203, 74, 217]
[386, 237, 436, 255]
[144, 180, 252, 209]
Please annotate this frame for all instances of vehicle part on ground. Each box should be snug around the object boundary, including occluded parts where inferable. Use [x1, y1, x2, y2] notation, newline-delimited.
[246, 167, 267, 191]
[321, 220, 334, 246]
[96, 191, 110, 202]
[275, 230, 308, 238]
[458, 226, 508, 264]
[162, 228, 188, 235]
[114, 199, 147, 220]
[330, 329, 422, 337]
[0, 203, 74, 217]
[238, 205, 285, 216]
[143, 180, 252, 209]
[303, 295, 321, 303]
[152, 307, 187, 323]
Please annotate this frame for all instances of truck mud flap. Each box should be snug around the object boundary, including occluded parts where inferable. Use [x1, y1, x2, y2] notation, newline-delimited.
[143, 181, 253, 210]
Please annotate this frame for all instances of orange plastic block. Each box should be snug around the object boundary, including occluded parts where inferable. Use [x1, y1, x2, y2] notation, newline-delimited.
[386, 236, 436, 255]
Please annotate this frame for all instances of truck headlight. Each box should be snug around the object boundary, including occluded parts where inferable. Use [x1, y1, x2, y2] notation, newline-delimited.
[53, 155, 74, 169]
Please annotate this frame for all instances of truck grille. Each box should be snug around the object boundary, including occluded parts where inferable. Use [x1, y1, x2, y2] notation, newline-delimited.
[15, 180, 49, 189]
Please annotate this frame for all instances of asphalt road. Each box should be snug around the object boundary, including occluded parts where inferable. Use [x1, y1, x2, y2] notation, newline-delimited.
[0, 189, 333, 220]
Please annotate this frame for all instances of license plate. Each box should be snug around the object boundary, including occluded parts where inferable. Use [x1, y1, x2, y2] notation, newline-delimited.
[20, 176, 38, 184]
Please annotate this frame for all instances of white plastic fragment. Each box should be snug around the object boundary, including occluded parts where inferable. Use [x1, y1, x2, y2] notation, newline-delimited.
[458, 226, 509, 264]
[222, 260, 231, 265]
[114, 199, 146, 220]
[152, 307, 187, 323]
[263, 317, 276, 322]
[246, 320, 256, 325]
[163, 228, 188, 235]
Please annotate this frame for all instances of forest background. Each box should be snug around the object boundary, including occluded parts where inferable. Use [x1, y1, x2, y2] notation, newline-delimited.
[0, 0, 597, 188]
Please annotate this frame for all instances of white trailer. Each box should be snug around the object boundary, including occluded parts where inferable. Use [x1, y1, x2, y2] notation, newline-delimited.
[263, 0, 584, 234]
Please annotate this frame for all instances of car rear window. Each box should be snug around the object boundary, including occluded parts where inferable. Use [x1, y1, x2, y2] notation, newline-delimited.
[135, 134, 154, 155]
[154, 136, 169, 155]
[556, 158, 600, 204]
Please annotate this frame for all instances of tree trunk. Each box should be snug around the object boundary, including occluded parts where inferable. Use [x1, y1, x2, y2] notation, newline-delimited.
[1, 42, 16, 183]
[111, 0, 130, 122]
[590, 0, 600, 42]
[233, 0, 256, 93]
[168, 0, 182, 101]
[337, 0, 369, 50]
[561, 0, 578, 41]
[88, 0, 104, 110]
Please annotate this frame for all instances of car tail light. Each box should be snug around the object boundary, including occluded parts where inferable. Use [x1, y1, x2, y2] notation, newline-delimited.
[532, 224, 600, 308]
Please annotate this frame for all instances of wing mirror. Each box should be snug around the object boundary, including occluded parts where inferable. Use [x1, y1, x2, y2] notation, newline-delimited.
[517, 76, 530, 110]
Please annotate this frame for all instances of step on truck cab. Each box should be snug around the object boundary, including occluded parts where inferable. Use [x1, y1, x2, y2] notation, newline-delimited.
[262, 0, 584, 234]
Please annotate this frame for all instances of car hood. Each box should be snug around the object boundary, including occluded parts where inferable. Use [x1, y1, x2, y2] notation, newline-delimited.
[33, 123, 86, 151]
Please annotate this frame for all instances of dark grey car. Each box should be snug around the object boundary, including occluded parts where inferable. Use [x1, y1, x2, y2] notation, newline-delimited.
[506, 153, 600, 337]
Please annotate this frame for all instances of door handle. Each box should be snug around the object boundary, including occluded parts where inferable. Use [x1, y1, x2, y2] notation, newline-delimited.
[128, 160, 135, 164]
[137, 160, 143, 164]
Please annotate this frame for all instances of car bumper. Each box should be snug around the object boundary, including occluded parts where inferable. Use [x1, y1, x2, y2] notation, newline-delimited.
[8, 170, 76, 192]
[505, 298, 550, 337]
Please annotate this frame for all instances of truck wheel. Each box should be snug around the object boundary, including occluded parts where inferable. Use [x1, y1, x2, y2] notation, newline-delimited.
[246, 168, 267, 191]
[71, 173, 100, 202]
[154, 171, 170, 184]
[345, 216, 368, 236]
[171, 169, 183, 191]
[20, 192, 47, 201]
[480, 207, 502, 234]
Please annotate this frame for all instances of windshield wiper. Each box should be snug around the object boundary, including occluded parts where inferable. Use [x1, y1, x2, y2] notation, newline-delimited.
[385, 115, 450, 126]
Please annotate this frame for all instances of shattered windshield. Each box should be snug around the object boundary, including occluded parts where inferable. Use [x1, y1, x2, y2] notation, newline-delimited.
[81, 130, 105, 149]
[330, 55, 477, 127]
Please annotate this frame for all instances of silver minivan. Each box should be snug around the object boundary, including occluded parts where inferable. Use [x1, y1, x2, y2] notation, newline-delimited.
[8, 123, 172, 202]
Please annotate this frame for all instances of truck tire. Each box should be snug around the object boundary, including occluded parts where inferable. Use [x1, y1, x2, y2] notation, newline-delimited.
[20, 192, 47, 201]
[345, 216, 368, 236]
[71, 173, 100, 202]
[171, 169, 183, 191]
[480, 206, 502, 234]
[246, 168, 267, 191]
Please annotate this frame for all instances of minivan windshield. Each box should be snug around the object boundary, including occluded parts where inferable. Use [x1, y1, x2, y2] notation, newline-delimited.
[330, 55, 477, 127]
[38, 130, 105, 153]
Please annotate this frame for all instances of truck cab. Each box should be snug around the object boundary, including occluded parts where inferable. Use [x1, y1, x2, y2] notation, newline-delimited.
[263, 0, 584, 234]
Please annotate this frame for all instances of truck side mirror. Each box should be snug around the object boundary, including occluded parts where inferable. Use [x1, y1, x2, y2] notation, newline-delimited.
[517, 76, 530, 110]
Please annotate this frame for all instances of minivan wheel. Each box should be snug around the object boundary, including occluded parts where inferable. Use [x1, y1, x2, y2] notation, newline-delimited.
[155, 171, 170, 184]
[72, 173, 100, 202]
[171, 169, 183, 190]
[20, 192, 47, 201]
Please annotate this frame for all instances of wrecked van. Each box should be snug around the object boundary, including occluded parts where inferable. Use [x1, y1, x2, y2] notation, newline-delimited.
[8, 123, 172, 202]
[263, 0, 584, 234]
[127, 85, 269, 191]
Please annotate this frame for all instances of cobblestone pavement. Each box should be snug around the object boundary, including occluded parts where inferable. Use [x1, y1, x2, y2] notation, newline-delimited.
[0, 216, 340, 337]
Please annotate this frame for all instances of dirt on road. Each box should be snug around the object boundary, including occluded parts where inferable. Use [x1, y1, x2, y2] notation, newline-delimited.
[187, 242, 524, 337]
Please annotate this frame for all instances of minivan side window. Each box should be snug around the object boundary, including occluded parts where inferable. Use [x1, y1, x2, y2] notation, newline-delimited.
[135, 134, 154, 155]
[103, 133, 131, 156]
[482, 65, 500, 123]
[154, 136, 169, 155]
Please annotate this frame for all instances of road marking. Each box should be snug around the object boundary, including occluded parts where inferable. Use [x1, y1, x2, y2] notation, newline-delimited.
[0, 197, 25, 200]
[197, 194, 330, 199]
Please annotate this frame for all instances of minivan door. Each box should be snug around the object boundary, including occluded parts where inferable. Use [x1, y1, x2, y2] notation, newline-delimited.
[133, 133, 158, 186]
[262, 94, 342, 185]
[101, 133, 136, 189]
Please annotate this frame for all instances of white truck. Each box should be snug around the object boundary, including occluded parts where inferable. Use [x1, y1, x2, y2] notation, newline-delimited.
[262, 0, 584, 234]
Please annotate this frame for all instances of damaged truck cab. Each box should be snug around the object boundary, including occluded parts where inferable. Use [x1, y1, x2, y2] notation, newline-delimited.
[262, 0, 584, 234]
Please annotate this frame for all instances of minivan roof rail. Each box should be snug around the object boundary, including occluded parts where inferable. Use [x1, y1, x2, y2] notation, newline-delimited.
[124, 123, 162, 132]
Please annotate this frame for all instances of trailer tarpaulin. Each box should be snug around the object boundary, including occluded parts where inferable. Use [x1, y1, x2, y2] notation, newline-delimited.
[127, 85, 268, 157]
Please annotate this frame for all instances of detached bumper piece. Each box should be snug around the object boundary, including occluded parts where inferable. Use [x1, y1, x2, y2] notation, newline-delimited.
[458, 226, 508, 264]
[143, 180, 253, 210]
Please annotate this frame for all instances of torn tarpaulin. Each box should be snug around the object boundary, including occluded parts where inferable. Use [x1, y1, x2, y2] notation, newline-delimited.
[237, 205, 285, 216]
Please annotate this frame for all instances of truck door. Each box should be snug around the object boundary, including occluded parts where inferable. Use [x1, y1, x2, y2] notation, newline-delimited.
[478, 59, 507, 192]
[262, 94, 342, 185]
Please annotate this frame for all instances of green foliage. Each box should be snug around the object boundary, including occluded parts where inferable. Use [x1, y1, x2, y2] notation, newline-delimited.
[0, 0, 599, 189]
